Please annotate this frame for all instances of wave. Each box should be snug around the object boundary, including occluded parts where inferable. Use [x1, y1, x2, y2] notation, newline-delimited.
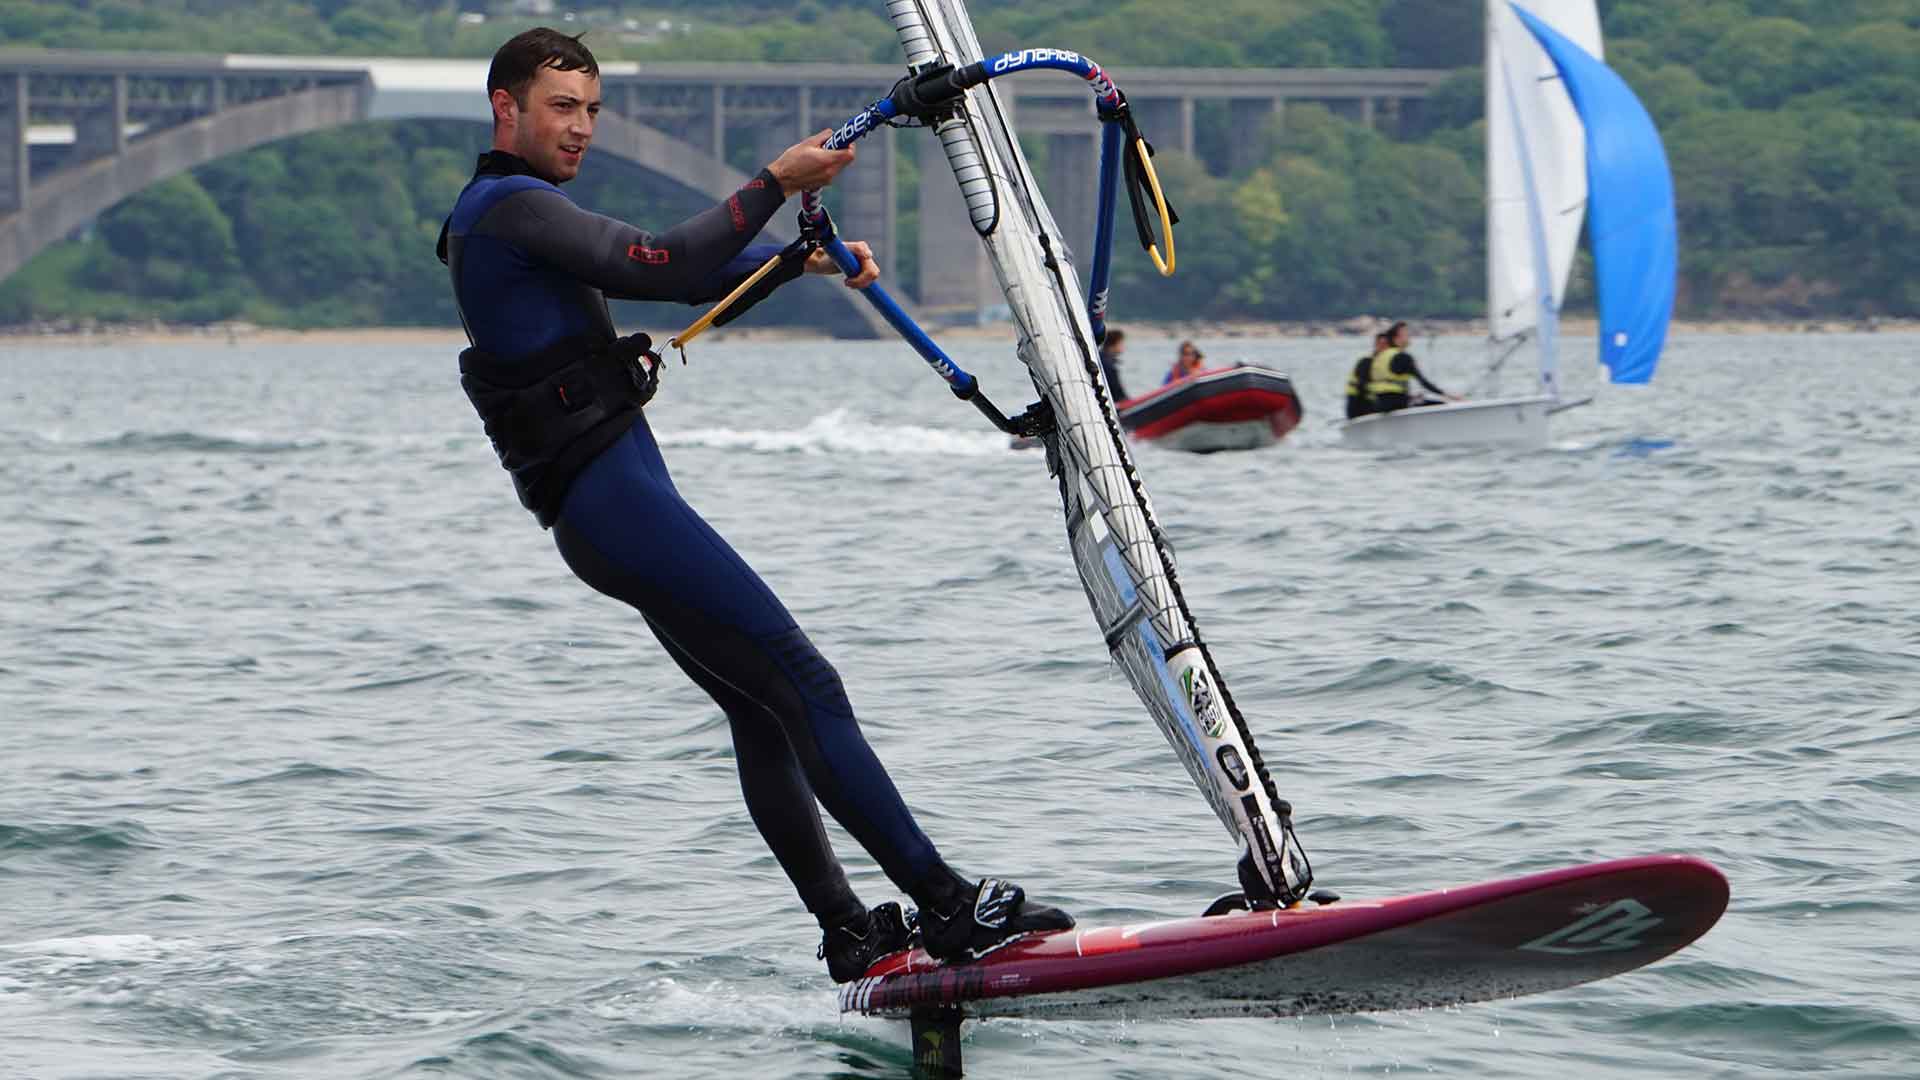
[0, 821, 156, 860]
[81, 431, 325, 454]
[0, 933, 175, 964]
[655, 408, 1010, 457]
[6, 428, 485, 455]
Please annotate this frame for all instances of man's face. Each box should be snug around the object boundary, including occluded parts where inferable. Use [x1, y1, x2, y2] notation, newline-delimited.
[1392, 327, 1410, 348]
[500, 65, 600, 183]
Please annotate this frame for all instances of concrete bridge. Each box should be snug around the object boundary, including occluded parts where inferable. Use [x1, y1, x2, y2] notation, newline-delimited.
[1, 51, 1448, 334]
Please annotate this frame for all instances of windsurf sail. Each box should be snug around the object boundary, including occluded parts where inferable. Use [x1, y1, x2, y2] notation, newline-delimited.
[757, 0, 1310, 904]
[879, 0, 1309, 904]
[1511, 6, 1676, 385]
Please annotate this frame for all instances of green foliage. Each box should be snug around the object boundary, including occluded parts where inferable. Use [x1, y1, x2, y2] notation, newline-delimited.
[1, 0, 1915, 326]
[1107, 106, 1481, 321]
[1382, 0, 1481, 68]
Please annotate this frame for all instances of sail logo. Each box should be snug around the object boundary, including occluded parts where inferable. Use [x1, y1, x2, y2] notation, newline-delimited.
[1180, 668, 1226, 738]
[1520, 899, 1663, 954]
[991, 48, 1083, 74]
[833, 106, 882, 149]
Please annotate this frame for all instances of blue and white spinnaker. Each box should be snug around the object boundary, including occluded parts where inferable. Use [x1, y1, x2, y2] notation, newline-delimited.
[1341, 0, 1676, 450]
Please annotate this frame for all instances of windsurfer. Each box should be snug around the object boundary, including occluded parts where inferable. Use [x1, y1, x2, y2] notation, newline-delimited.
[439, 28, 1071, 984]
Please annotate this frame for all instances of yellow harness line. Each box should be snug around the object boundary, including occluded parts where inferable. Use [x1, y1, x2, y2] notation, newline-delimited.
[1134, 136, 1176, 277]
[667, 249, 790, 355]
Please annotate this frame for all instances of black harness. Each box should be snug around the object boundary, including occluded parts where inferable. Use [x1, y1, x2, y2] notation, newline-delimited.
[440, 151, 664, 528]
[457, 333, 660, 527]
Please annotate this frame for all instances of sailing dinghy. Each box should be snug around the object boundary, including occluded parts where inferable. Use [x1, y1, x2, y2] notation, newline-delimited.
[1338, 0, 1676, 451]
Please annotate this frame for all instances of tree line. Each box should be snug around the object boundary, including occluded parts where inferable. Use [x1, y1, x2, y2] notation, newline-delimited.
[1, 0, 1914, 328]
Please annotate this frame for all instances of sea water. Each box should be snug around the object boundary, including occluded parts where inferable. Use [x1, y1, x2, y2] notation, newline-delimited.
[2, 329, 1916, 1078]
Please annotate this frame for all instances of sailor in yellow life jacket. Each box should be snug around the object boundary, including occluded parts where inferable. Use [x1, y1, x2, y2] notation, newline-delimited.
[1345, 332, 1388, 419]
[1366, 321, 1460, 413]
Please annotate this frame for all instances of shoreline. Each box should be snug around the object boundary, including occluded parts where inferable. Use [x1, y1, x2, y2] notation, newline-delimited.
[0, 315, 1913, 347]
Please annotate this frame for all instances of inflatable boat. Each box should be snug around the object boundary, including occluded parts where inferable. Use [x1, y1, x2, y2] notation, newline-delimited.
[1119, 365, 1303, 453]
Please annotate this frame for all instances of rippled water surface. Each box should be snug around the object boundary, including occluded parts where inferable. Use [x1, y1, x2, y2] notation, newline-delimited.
[3, 331, 1918, 1078]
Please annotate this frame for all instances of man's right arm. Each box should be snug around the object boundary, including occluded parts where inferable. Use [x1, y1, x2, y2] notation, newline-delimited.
[476, 171, 789, 304]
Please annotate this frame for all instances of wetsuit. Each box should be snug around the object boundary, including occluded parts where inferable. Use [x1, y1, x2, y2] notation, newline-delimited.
[439, 151, 950, 929]
[1099, 347, 1129, 402]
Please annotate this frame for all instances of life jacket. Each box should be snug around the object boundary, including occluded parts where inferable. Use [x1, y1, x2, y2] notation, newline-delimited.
[1367, 347, 1412, 397]
[458, 332, 660, 528]
[1345, 356, 1372, 400]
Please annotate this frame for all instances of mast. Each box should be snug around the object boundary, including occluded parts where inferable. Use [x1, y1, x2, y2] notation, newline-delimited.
[1486, 1, 1600, 399]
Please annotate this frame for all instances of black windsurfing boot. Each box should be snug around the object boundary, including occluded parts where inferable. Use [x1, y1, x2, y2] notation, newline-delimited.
[918, 876, 1075, 963]
[819, 901, 914, 983]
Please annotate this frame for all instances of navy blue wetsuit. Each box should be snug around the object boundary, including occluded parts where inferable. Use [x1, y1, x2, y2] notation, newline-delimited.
[441, 151, 945, 927]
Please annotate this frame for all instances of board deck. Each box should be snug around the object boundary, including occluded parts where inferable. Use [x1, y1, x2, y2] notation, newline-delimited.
[841, 855, 1727, 1021]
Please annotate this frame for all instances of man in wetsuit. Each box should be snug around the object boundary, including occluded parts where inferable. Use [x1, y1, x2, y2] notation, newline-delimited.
[1098, 328, 1129, 402]
[1367, 321, 1460, 413]
[439, 29, 1071, 982]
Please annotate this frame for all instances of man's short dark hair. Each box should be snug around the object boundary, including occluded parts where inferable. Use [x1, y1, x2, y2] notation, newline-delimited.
[1104, 328, 1126, 345]
[488, 28, 599, 109]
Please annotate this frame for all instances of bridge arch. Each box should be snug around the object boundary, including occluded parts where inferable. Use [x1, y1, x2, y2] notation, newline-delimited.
[0, 80, 893, 337]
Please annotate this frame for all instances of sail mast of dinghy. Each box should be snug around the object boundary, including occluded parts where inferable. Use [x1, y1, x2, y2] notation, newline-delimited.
[1495, 24, 1563, 400]
[1484, 0, 1600, 399]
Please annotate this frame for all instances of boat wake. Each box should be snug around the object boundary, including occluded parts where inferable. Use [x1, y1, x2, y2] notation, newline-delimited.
[655, 408, 1009, 457]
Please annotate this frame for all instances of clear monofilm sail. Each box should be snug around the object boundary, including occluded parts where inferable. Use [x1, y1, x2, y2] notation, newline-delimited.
[1486, 0, 1602, 393]
[882, 0, 1311, 903]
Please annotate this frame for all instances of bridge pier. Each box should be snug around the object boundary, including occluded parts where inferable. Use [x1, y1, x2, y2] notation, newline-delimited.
[2, 72, 24, 214]
[1228, 98, 1281, 174]
[704, 85, 726, 164]
[72, 74, 128, 165]
[751, 119, 789, 180]
[1045, 131, 1098, 269]
[917, 134, 993, 320]
[833, 123, 896, 284]
[1131, 98, 1196, 159]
